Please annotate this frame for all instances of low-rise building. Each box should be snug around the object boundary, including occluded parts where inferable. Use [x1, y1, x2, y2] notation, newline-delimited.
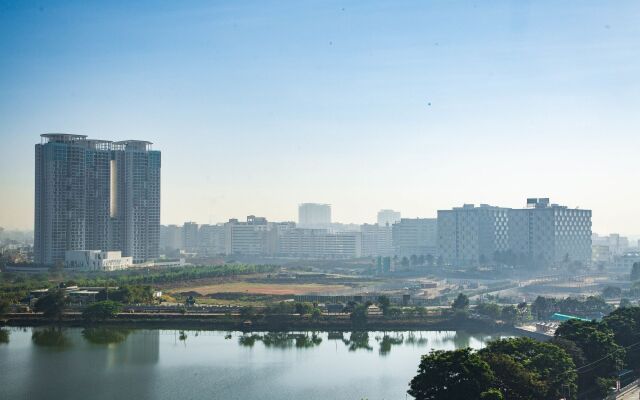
[65, 250, 133, 271]
[614, 251, 640, 271]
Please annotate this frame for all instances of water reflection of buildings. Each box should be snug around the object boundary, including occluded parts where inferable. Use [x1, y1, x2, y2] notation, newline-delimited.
[107, 330, 160, 365]
[24, 328, 160, 400]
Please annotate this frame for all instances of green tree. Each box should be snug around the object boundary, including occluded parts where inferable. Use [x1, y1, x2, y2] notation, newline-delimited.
[0, 300, 9, 317]
[350, 304, 367, 326]
[480, 353, 545, 400]
[601, 286, 622, 299]
[603, 306, 640, 369]
[619, 298, 632, 308]
[377, 295, 391, 315]
[452, 293, 469, 310]
[408, 348, 495, 400]
[34, 289, 67, 320]
[294, 302, 314, 315]
[548, 337, 587, 368]
[479, 388, 503, 400]
[531, 296, 555, 319]
[500, 305, 518, 324]
[480, 337, 577, 400]
[555, 320, 625, 394]
[631, 262, 640, 281]
[82, 300, 121, 321]
[475, 302, 501, 319]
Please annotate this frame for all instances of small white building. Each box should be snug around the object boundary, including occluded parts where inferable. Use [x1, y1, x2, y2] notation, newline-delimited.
[65, 250, 133, 271]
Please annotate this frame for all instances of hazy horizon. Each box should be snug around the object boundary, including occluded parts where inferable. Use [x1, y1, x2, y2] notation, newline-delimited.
[1, 1, 639, 234]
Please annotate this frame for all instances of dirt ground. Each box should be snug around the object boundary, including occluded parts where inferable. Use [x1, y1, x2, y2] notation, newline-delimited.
[167, 281, 352, 296]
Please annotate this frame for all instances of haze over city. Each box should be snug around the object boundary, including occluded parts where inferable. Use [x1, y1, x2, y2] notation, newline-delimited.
[1, 1, 639, 234]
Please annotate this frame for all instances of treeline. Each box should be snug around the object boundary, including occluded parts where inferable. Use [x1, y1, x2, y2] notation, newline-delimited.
[0, 264, 279, 302]
[531, 295, 613, 319]
[408, 305, 640, 400]
[69, 264, 279, 286]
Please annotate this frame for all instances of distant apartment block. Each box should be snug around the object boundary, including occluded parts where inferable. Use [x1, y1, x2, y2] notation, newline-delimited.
[392, 218, 438, 257]
[224, 216, 272, 255]
[182, 221, 199, 252]
[614, 251, 640, 271]
[278, 228, 362, 259]
[592, 233, 629, 263]
[34, 134, 160, 265]
[197, 224, 225, 256]
[361, 223, 393, 257]
[298, 203, 331, 229]
[160, 224, 183, 253]
[438, 198, 592, 268]
[377, 209, 401, 226]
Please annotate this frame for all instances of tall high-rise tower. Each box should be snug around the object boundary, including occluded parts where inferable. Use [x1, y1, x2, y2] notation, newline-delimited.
[111, 141, 161, 264]
[34, 134, 160, 265]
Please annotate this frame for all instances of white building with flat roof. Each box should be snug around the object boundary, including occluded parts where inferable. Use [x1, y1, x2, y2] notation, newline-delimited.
[377, 209, 401, 226]
[392, 218, 438, 257]
[437, 198, 592, 269]
[278, 228, 361, 259]
[361, 223, 393, 257]
[298, 203, 331, 229]
[65, 250, 133, 271]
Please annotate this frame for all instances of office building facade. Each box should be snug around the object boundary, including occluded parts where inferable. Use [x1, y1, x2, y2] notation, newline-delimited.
[437, 198, 591, 268]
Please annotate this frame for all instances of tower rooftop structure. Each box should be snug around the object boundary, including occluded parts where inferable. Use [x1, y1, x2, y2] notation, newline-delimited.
[40, 133, 87, 143]
[113, 140, 153, 151]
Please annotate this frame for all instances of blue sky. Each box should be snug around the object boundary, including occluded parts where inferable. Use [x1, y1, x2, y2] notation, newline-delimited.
[0, 0, 639, 234]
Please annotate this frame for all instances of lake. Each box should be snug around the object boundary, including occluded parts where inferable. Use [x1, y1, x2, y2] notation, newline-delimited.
[0, 327, 510, 400]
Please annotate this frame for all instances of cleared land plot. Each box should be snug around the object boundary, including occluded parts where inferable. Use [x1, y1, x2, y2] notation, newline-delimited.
[168, 282, 353, 296]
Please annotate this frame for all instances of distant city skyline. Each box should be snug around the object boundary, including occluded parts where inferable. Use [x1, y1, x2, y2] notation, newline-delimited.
[1, 1, 639, 234]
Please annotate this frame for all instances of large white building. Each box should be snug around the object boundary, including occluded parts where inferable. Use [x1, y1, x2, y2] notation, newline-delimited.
[437, 205, 509, 265]
[509, 198, 591, 268]
[438, 198, 592, 269]
[65, 250, 133, 271]
[392, 218, 438, 257]
[361, 223, 393, 257]
[198, 224, 225, 256]
[377, 209, 401, 226]
[224, 216, 271, 255]
[278, 228, 361, 259]
[182, 221, 199, 252]
[298, 203, 331, 229]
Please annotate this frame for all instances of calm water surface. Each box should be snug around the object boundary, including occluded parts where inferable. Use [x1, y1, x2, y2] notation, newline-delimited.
[0, 327, 509, 400]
